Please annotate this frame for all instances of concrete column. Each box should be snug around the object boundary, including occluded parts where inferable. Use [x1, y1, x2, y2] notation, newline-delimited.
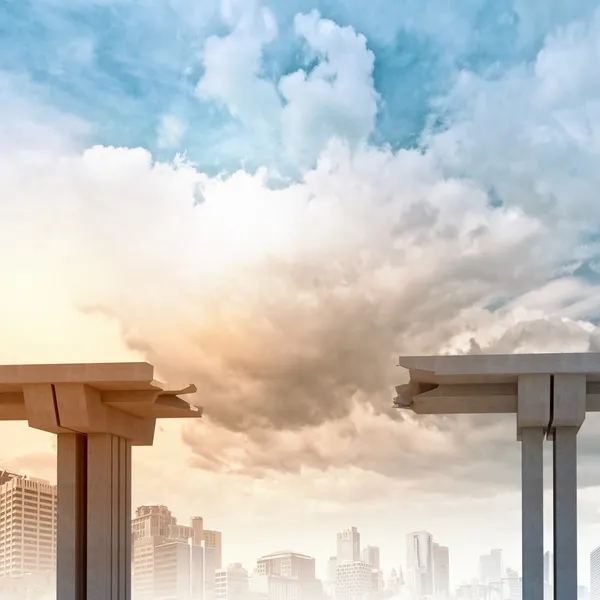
[57, 432, 132, 600]
[553, 427, 578, 600]
[551, 374, 585, 600]
[521, 427, 545, 600]
[57, 433, 88, 600]
[87, 433, 132, 600]
[517, 374, 550, 600]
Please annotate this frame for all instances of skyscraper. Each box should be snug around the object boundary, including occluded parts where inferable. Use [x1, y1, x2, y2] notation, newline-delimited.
[361, 546, 380, 570]
[335, 561, 372, 600]
[215, 563, 249, 600]
[204, 529, 223, 600]
[590, 546, 600, 600]
[254, 551, 320, 600]
[0, 472, 57, 577]
[406, 531, 434, 599]
[337, 528, 361, 564]
[479, 549, 503, 586]
[433, 543, 450, 598]
[132, 505, 213, 600]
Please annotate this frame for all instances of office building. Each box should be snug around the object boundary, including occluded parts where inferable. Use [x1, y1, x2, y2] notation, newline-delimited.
[154, 540, 192, 599]
[0, 472, 57, 577]
[335, 561, 372, 600]
[215, 563, 249, 600]
[255, 551, 320, 600]
[406, 531, 434, 598]
[505, 568, 522, 600]
[204, 529, 223, 600]
[132, 505, 216, 600]
[361, 546, 379, 570]
[337, 528, 361, 564]
[433, 543, 449, 598]
[591, 546, 600, 600]
[479, 549, 503, 586]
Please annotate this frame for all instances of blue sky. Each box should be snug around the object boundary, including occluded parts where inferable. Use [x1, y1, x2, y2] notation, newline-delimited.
[3, 0, 598, 172]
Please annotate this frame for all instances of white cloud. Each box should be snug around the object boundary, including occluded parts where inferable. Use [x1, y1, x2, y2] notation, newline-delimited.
[197, 3, 379, 166]
[279, 11, 379, 165]
[196, 0, 281, 129]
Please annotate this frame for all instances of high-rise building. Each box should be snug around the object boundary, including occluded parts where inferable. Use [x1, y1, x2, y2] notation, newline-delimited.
[215, 563, 249, 600]
[204, 529, 223, 600]
[361, 546, 380, 570]
[406, 531, 434, 599]
[0, 472, 57, 577]
[335, 562, 372, 600]
[433, 543, 449, 598]
[337, 528, 361, 564]
[479, 549, 503, 586]
[591, 546, 600, 600]
[543, 551, 553, 600]
[254, 551, 320, 600]
[505, 568, 522, 600]
[154, 540, 192, 599]
[132, 505, 214, 600]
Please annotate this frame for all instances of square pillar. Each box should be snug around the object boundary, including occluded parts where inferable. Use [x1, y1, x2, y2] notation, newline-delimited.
[521, 427, 545, 600]
[552, 427, 577, 600]
[87, 433, 132, 600]
[518, 374, 550, 600]
[551, 373, 585, 600]
[57, 433, 132, 600]
[57, 433, 88, 600]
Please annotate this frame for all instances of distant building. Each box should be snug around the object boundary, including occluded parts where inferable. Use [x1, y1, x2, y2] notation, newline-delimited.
[433, 543, 450, 598]
[0, 472, 57, 577]
[132, 505, 216, 600]
[406, 531, 434, 598]
[479, 549, 503, 586]
[154, 540, 192, 599]
[362, 547, 380, 570]
[591, 546, 600, 600]
[335, 561, 372, 600]
[337, 528, 361, 565]
[204, 529, 223, 600]
[254, 551, 321, 600]
[216, 563, 249, 600]
[504, 568, 522, 600]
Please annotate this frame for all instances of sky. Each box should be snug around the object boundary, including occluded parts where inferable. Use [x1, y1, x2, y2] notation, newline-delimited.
[3, 0, 600, 590]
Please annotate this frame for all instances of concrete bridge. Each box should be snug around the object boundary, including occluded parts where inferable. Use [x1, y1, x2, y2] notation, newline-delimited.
[0, 362, 201, 600]
[394, 353, 600, 600]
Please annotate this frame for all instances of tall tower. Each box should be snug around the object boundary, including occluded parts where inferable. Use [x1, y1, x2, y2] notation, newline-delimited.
[0, 473, 57, 577]
[433, 543, 449, 598]
[337, 527, 361, 564]
[406, 531, 434, 599]
[204, 529, 223, 600]
[479, 549, 503, 586]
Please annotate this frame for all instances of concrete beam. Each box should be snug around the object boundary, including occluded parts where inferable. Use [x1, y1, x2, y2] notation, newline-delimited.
[54, 384, 156, 445]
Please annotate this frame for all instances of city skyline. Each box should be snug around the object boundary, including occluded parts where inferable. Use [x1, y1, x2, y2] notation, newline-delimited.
[5, 0, 600, 596]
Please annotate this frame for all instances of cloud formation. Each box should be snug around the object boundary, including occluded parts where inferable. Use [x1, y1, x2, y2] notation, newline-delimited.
[3, 1, 600, 498]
